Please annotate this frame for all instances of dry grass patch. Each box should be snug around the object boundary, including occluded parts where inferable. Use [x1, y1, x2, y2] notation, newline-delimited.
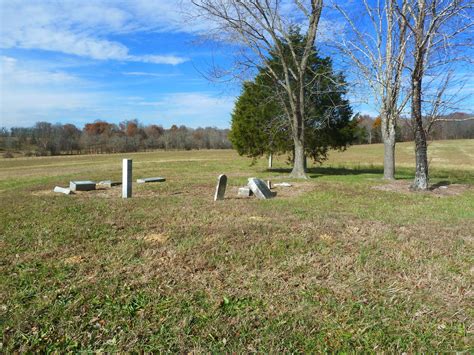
[142, 233, 169, 244]
[372, 179, 471, 196]
[1, 146, 473, 352]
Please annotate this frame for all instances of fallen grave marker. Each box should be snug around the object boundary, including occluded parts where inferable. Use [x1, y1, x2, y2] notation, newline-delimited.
[97, 180, 121, 188]
[274, 182, 292, 187]
[70, 181, 96, 192]
[137, 177, 166, 184]
[53, 186, 73, 195]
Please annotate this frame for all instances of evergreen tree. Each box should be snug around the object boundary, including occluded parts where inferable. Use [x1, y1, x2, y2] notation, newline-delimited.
[230, 30, 356, 165]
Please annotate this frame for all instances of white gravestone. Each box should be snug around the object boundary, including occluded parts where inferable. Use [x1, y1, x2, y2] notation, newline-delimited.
[122, 159, 132, 198]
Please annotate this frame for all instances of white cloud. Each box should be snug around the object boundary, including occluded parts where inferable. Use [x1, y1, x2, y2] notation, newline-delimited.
[129, 55, 188, 65]
[0, 0, 189, 64]
[130, 92, 236, 128]
[122, 71, 180, 78]
[0, 56, 101, 127]
[0, 56, 235, 128]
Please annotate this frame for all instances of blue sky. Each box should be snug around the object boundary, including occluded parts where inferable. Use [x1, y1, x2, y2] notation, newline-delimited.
[0, 0, 472, 129]
[0, 0, 239, 129]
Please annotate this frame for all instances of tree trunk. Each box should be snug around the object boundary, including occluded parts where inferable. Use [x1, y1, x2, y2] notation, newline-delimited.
[412, 121, 429, 190]
[290, 136, 307, 178]
[381, 112, 396, 180]
[380, 109, 396, 180]
[268, 153, 273, 169]
[383, 139, 395, 180]
[411, 78, 429, 190]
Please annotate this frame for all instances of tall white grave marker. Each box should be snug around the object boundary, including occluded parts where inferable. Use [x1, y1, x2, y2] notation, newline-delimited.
[122, 159, 132, 198]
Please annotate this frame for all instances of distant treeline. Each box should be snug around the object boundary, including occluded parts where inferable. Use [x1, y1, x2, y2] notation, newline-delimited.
[0, 120, 231, 157]
[1, 113, 473, 157]
[354, 112, 474, 144]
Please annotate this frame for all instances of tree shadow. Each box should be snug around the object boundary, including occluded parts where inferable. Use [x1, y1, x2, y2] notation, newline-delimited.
[429, 180, 451, 190]
[268, 166, 384, 178]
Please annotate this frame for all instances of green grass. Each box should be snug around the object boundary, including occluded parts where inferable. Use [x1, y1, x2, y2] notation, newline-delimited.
[1, 140, 473, 352]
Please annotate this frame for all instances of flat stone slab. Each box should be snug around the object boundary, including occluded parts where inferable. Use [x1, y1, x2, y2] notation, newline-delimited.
[214, 174, 227, 201]
[70, 180, 96, 191]
[137, 177, 166, 184]
[274, 182, 292, 187]
[248, 178, 275, 199]
[97, 180, 122, 188]
[238, 187, 253, 197]
[53, 186, 73, 195]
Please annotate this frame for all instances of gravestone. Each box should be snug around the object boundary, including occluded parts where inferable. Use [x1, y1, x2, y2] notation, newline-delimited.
[122, 159, 132, 198]
[274, 182, 292, 187]
[70, 181, 96, 191]
[238, 187, 253, 197]
[248, 178, 275, 199]
[97, 180, 122, 188]
[137, 177, 166, 184]
[53, 186, 73, 195]
[214, 174, 227, 201]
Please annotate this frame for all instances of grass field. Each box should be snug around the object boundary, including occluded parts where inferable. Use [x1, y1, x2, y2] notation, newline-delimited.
[1, 140, 473, 352]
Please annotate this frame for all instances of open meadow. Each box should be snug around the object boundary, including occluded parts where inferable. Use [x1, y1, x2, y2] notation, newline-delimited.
[1, 139, 473, 352]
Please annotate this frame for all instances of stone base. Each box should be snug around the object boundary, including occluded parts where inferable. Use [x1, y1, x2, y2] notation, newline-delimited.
[70, 181, 96, 191]
[54, 186, 73, 195]
[238, 187, 253, 197]
[97, 180, 122, 188]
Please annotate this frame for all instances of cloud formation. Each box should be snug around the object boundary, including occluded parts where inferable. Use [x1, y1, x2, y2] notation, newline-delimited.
[0, 0, 189, 64]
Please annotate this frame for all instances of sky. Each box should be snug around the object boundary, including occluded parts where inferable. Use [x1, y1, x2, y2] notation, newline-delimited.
[0, 0, 472, 129]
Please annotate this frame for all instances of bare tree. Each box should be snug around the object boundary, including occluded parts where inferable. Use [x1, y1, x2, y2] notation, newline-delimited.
[334, 0, 410, 180]
[400, 0, 473, 190]
[191, 0, 324, 178]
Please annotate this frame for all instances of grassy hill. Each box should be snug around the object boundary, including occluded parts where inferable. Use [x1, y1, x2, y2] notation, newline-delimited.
[1, 140, 473, 352]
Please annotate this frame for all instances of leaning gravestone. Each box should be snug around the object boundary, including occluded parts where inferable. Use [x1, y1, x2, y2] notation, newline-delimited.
[137, 177, 166, 184]
[122, 159, 132, 198]
[248, 178, 275, 199]
[214, 174, 227, 201]
[70, 181, 96, 191]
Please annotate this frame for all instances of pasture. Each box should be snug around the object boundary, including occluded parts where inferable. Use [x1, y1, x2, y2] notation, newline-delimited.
[1, 140, 473, 352]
